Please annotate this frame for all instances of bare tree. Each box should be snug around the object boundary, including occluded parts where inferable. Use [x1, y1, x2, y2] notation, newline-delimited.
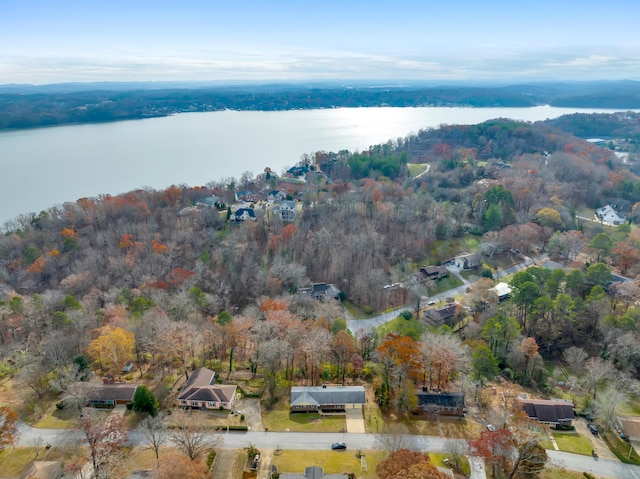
[168, 410, 220, 461]
[584, 357, 613, 400]
[78, 410, 128, 479]
[140, 415, 169, 468]
[375, 422, 410, 452]
[562, 346, 588, 372]
[594, 385, 627, 430]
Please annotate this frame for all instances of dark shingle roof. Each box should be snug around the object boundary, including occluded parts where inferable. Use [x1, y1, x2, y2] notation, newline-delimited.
[416, 391, 465, 409]
[520, 399, 574, 424]
[290, 386, 365, 406]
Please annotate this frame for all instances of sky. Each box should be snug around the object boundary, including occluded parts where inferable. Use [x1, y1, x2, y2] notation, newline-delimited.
[2, 0, 640, 85]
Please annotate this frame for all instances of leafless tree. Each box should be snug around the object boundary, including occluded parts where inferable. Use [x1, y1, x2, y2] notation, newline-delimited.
[140, 415, 169, 468]
[562, 346, 588, 372]
[78, 410, 128, 479]
[375, 422, 410, 452]
[168, 409, 220, 461]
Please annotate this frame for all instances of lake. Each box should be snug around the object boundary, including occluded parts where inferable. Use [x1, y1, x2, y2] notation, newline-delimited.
[0, 106, 629, 224]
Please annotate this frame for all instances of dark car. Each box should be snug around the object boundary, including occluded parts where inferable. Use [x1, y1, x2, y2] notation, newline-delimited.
[588, 424, 599, 435]
[331, 442, 347, 450]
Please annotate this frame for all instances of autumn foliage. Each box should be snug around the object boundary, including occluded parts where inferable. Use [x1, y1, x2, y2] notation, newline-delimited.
[0, 406, 19, 450]
[376, 449, 447, 479]
[157, 453, 209, 479]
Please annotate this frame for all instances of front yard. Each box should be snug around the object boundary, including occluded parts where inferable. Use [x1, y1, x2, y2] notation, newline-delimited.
[271, 449, 385, 479]
[551, 431, 593, 456]
[261, 406, 346, 432]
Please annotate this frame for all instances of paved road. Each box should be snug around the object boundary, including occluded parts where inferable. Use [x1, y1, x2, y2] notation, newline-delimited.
[347, 254, 549, 335]
[19, 421, 640, 478]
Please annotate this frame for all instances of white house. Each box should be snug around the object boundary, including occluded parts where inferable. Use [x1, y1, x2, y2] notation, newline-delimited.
[272, 200, 296, 222]
[230, 208, 256, 222]
[596, 205, 625, 225]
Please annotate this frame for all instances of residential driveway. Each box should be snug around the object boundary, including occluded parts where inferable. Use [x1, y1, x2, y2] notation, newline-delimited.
[345, 405, 365, 434]
[574, 418, 619, 461]
[235, 398, 263, 432]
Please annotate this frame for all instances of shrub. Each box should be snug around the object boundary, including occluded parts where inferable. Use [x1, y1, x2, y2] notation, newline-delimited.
[56, 401, 64, 410]
[240, 414, 245, 421]
[207, 450, 217, 469]
[363, 305, 373, 315]
[126, 402, 133, 410]
[219, 405, 224, 411]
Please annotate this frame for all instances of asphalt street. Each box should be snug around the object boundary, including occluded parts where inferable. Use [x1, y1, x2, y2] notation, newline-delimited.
[17, 421, 640, 479]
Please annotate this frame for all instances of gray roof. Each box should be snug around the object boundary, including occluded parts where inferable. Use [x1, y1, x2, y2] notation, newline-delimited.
[290, 386, 365, 405]
[66, 383, 138, 402]
[179, 367, 236, 402]
[280, 467, 348, 479]
[416, 391, 465, 409]
[520, 399, 574, 424]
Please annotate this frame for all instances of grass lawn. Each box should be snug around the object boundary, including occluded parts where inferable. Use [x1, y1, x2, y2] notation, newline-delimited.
[430, 452, 471, 476]
[618, 398, 640, 416]
[602, 429, 640, 465]
[262, 408, 346, 433]
[364, 403, 384, 434]
[272, 449, 385, 479]
[425, 275, 463, 296]
[406, 416, 482, 439]
[407, 163, 428, 178]
[538, 468, 601, 479]
[0, 448, 39, 477]
[32, 405, 79, 429]
[552, 431, 593, 455]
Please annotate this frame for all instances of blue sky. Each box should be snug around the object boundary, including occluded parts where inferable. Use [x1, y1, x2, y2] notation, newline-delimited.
[2, 0, 640, 84]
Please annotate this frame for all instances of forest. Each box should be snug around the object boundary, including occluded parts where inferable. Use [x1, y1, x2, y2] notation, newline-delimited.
[3, 111, 640, 477]
[3, 80, 640, 129]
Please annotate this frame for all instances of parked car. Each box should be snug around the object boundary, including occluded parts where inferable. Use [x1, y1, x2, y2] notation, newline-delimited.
[427, 300, 436, 305]
[486, 424, 495, 432]
[331, 442, 347, 450]
[588, 424, 599, 435]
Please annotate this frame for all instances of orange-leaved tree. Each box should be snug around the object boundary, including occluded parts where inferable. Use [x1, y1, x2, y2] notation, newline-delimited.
[87, 325, 134, 374]
[376, 449, 447, 479]
[0, 406, 18, 450]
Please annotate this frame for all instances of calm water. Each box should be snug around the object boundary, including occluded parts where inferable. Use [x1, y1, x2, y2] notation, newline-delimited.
[0, 106, 628, 224]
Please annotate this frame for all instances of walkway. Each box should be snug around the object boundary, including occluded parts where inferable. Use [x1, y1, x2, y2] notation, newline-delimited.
[345, 405, 365, 433]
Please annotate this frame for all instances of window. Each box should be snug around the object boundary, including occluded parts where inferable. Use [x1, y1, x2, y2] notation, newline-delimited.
[208, 402, 215, 408]
[192, 401, 198, 406]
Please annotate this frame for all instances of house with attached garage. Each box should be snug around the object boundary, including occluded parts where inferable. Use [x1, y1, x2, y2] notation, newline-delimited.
[230, 207, 256, 222]
[519, 398, 575, 427]
[298, 283, 341, 300]
[418, 265, 449, 282]
[235, 191, 257, 203]
[178, 367, 238, 410]
[290, 385, 365, 413]
[64, 382, 138, 408]
[596, 205, 625, 225]
[267, 190, 287, 203]
[453, 252, 483, 269]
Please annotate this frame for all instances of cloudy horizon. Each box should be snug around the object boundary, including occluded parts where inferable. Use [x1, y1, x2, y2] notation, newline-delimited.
[2, 0, 640, 85]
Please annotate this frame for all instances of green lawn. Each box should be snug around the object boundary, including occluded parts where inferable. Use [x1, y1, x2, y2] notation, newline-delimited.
[32, 406, 79, 429]
[602, 429, 640, 465]
[261, 408, 346, 433]
[552, 431, 593, 455]
[407, 163, 428, 178]
[538, 468, 600, 479]
[0, 448, 39, 477]
[272, 449, 385, 479]
[425, 275, 463, 295]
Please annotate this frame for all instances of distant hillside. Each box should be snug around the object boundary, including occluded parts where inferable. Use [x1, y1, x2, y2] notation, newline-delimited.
[2, 80, 640, 130]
